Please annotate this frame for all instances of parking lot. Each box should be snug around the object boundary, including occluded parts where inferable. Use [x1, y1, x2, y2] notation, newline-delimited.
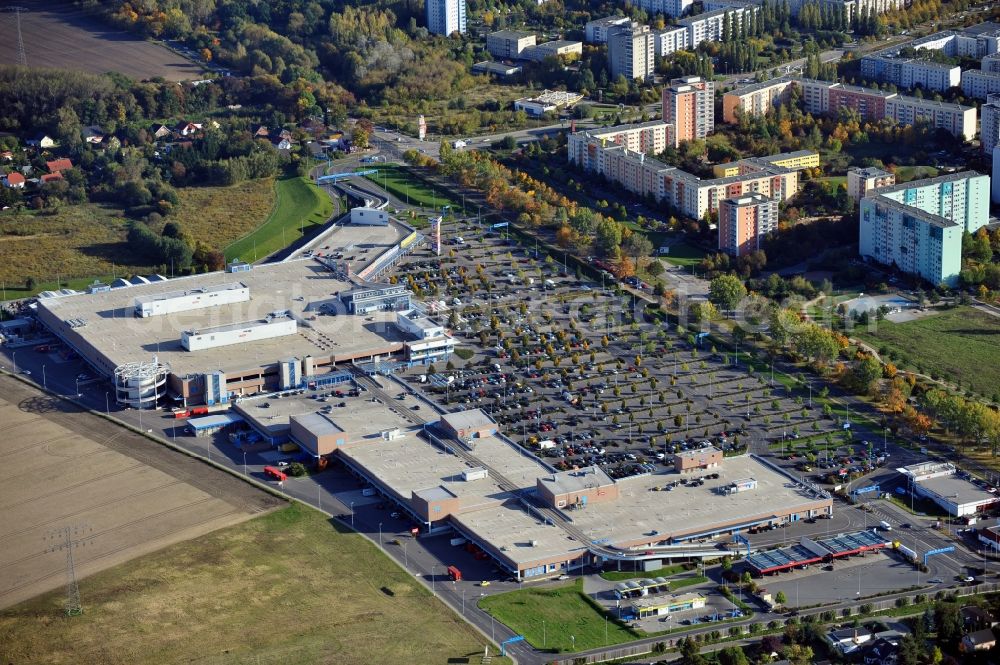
[391, 218, 864, 486]
[755, 550, 924, 606]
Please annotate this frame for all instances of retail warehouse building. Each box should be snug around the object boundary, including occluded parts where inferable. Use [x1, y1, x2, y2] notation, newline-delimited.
[32, 259, 453, 408]
[273, 392, 833, 579]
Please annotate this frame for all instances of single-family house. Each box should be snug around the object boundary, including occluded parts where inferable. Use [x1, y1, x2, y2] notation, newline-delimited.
[82, 126, 104, 144]
[151, 124, 172, 139]
[861, 637, 899, 665]
[3, 172, 25, 189]
[27, 134, 56, 149]
[253, 125, 270, 137]
[1, 150, 13, 161]
[174, 121, 203, 137]
[271, 136, 292, 150]
[46, 158, 73, 174]
[272, 128, 292, 141]
[962, 605, 997, 631]
[961, 628, 997, 652]
[40, 173, 63, 183]
[826, 626, 873, 654]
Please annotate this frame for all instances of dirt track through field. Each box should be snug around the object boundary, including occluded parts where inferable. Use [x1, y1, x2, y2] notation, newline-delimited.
[0, 373, 282, 609]
[0, 2, 204, 81]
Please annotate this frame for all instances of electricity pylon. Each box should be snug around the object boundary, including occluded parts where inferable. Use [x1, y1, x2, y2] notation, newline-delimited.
[45, 525, 94, 616]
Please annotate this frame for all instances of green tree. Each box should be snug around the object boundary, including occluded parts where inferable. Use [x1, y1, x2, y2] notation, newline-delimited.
[851, 356, 883, 395]
[709, 274, 748, 312]
[718, 646, 748, 665]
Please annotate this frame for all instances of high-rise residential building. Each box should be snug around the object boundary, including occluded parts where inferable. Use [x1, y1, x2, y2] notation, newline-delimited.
[982, 94, 1000, 156]
[993, 149, 1000, 204]
[722, 78, 797, 123]
[585, 16, 631, 43]
[797, 79, 976, 140]
[608, 24, 655, 83]
[961, 68, 1000, 99]
[567, 121, 674, 170]
[653, 27, 689, 58]
[858, 28, 1000, 92]
[631, 0, 694, 18]
[426, 0, 466, 36]
[847, 167, 895, 201]
[662, 76, 715, 146]
[568, 125, 799, 221]
[485, 31, 536, 59]
[718, 193, 778, 257]
[859, 172, 991, 286]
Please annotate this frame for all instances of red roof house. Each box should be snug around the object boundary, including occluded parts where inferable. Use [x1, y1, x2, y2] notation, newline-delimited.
[3, 172, 25, 188]
[46, 158, 73, 174]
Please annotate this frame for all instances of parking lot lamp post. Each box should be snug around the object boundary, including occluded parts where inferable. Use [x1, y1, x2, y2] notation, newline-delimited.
[76, 378, 81, 397]
[42, 364, 47, 390]
[379, 522, 382, 544]
[11, 351, 16, 373]
[542, 619, 545, 648]
[570, 635, 575, 652]
[350, 501, 355, 528]
[243, 451, 247, 476]
[432, 565, 437, 596]
[746, 393, 750, 419]
[105, 392, 110, 415]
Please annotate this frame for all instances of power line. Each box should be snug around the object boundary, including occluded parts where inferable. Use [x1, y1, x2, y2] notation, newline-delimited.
[3, 6, 29, 67]
[45, 525, 94, 616]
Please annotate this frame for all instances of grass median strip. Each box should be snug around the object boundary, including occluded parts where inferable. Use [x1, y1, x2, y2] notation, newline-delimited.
[361, 165, 459, 210]
[224, 175, 332, 262]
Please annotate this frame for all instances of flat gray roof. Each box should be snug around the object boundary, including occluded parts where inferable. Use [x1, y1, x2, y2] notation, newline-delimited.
[865, 196, 957, 229]
[134, 281, 245, 305]
[292, 412, 344, 436]
[488, 29, 535, 39]
[850, 166, 892, 178]
[440, 409, 495, 432]
[569, 455, 829, 547]
[36, 260, 409, 378]
[538, 466, 615, 495]
[918, 475, 997, 508]
[415, 486, 457, 502]
[675, 445, 721, 460]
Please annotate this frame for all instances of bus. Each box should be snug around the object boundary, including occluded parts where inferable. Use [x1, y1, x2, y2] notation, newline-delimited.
[263, 466, 288, 482]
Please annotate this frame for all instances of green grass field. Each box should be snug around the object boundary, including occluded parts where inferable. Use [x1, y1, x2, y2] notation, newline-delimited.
[855, 306, 1000, 398]
[0, 504, 503, 665]
[478, 580, 640, 653]
[0, 178, 281, 299]
[224, 176, 332, 262]
[361, 165, 458, 210]
[656, 242, 705, 268]
[0, 204, 146, 295]
[894, 166, 939, 183]
[173, 177, 277, 251]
